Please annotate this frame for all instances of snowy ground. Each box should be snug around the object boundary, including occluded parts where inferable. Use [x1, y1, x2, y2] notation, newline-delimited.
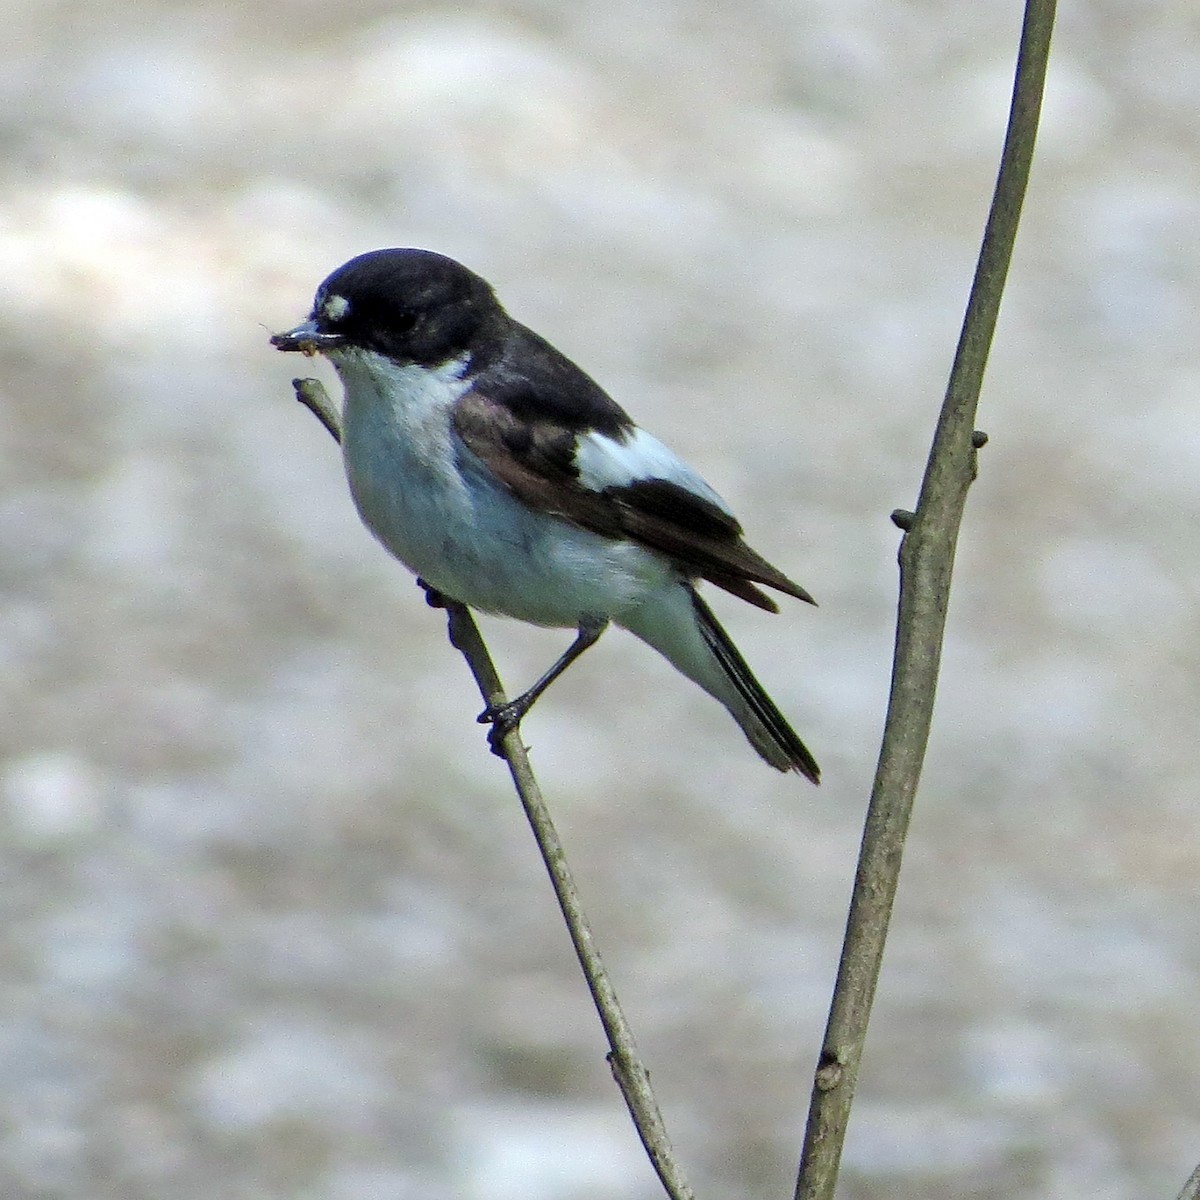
[3, 2, 1200, 1198]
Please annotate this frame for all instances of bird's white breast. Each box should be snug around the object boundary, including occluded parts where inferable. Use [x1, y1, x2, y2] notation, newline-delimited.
[335, 349, 475, 565]
[331, 349, 673, 626]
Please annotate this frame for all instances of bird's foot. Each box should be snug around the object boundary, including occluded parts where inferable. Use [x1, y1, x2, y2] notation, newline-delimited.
[417, 577, 447, 608]
[477, 699, 526, 757]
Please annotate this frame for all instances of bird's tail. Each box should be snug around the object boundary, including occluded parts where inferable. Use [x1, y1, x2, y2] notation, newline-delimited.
[621, 584, 820, 782]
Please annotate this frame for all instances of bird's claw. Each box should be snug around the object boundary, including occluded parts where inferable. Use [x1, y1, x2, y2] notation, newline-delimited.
[477, 700, 524, 757]
[417, 578, 447, 608]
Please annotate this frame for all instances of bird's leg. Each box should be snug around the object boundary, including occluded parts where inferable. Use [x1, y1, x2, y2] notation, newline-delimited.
[478, 617, 608, 753]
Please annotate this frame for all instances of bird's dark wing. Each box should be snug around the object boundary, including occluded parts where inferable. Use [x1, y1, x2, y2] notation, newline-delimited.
[452, 388, 814, 612]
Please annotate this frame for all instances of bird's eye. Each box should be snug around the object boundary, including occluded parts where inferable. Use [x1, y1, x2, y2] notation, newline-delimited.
[392, 310, 419, 334]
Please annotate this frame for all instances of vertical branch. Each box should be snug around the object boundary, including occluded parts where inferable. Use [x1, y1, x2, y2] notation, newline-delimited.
[290, 376, 694, 1200]
[793, 2, 1057, 1198]
[1178, 1163, 1200, 1200]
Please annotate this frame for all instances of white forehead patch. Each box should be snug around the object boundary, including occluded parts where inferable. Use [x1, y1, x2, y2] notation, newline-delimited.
[320, 293, 350, 321]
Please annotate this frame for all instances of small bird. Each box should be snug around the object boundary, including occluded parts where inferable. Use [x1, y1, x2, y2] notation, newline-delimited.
[272, 249, 819, 781]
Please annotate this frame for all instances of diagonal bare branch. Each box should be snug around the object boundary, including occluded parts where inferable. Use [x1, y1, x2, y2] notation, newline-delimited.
[290, 375, 694, 1200]
[1177, 1162, 1200, 1200]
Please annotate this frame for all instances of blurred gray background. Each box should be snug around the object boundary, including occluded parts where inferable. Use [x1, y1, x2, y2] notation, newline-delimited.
[3, 1, 1200, 1198]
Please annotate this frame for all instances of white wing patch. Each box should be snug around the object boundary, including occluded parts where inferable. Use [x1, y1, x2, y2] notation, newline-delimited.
[573, 427, 733, 513]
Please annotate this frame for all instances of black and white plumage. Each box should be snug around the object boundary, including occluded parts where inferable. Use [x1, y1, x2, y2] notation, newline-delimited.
[272, 249, 819, 781]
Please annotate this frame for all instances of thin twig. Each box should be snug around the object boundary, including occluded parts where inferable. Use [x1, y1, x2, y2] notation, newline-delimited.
[793, 3, 1056, 1198]
[290, 376, 694, 1200]
[442, 600, 694, 1200]
[292, 374, 342, 443]
[1177, 1162, 1200, 1200]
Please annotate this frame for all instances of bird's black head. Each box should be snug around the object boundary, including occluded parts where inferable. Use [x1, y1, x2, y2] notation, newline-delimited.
[272, 249, 501, 366]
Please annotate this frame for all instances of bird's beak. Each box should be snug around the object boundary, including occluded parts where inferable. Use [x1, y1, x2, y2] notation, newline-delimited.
[270, 319, 345, 355]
